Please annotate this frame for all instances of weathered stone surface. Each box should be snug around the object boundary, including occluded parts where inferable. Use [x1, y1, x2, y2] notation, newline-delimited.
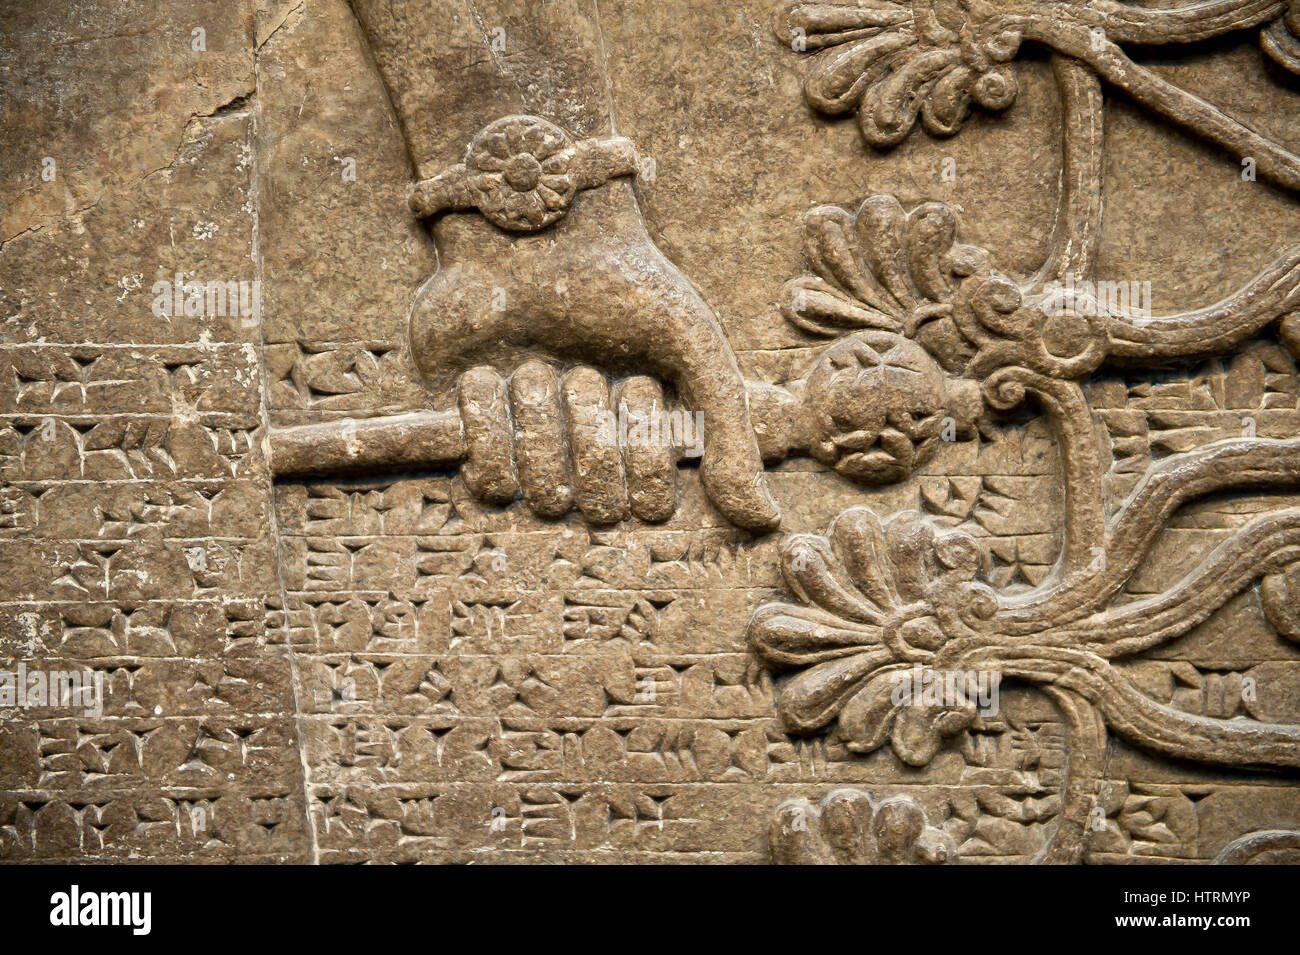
[6, 0, 1300, 865]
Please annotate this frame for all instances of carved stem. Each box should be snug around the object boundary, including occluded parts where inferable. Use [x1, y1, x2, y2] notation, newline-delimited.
[1042, 0, 1286, 44]
[268, 380, 813, 477]
[1025, 18, 1300, 193]
[1104, 665, 1300, 767]
[1033, 55, 1104, 289]
[270, 410, 465, 477]
[996, 438, 1300, 634]
[984, 370, 1105, 580]
[1035, 685, 1107, 865]
[1107, 246, 1300, 360]
[974, 645, 1300, 769]
[1061, 510, 1300, 654]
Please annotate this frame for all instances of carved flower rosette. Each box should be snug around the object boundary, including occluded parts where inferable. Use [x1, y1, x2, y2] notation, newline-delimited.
[750, 508, 994, 765]
[758, 0, 1300, 863]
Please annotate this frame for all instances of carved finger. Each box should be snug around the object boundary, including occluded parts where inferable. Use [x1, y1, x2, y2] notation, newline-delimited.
[768, 799, 834, 865]
[458, 366, 519, 506]
[613, 376, 676, 523]
[561, 367, 630, 524]
[872, 796, 926, 864]
[819, 788, 875, 864]
[631, 268, 780, 531]
[509, 361, 574, 518]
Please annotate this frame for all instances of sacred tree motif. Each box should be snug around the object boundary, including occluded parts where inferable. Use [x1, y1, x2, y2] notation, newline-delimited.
[782, 192, 1300, 382]
[774, 0, 1300, 191]
[752, 464, 1300, 863]
[761, 185, 1300, 860]
[762, 0, 1300, 865]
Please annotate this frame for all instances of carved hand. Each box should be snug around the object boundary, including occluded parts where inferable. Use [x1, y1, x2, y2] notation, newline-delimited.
[269, 332, 982, 525]
[404, 117, 780, 532]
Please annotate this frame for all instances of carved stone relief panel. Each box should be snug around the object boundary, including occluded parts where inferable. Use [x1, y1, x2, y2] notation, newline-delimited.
[4, 0, 1300, 865]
